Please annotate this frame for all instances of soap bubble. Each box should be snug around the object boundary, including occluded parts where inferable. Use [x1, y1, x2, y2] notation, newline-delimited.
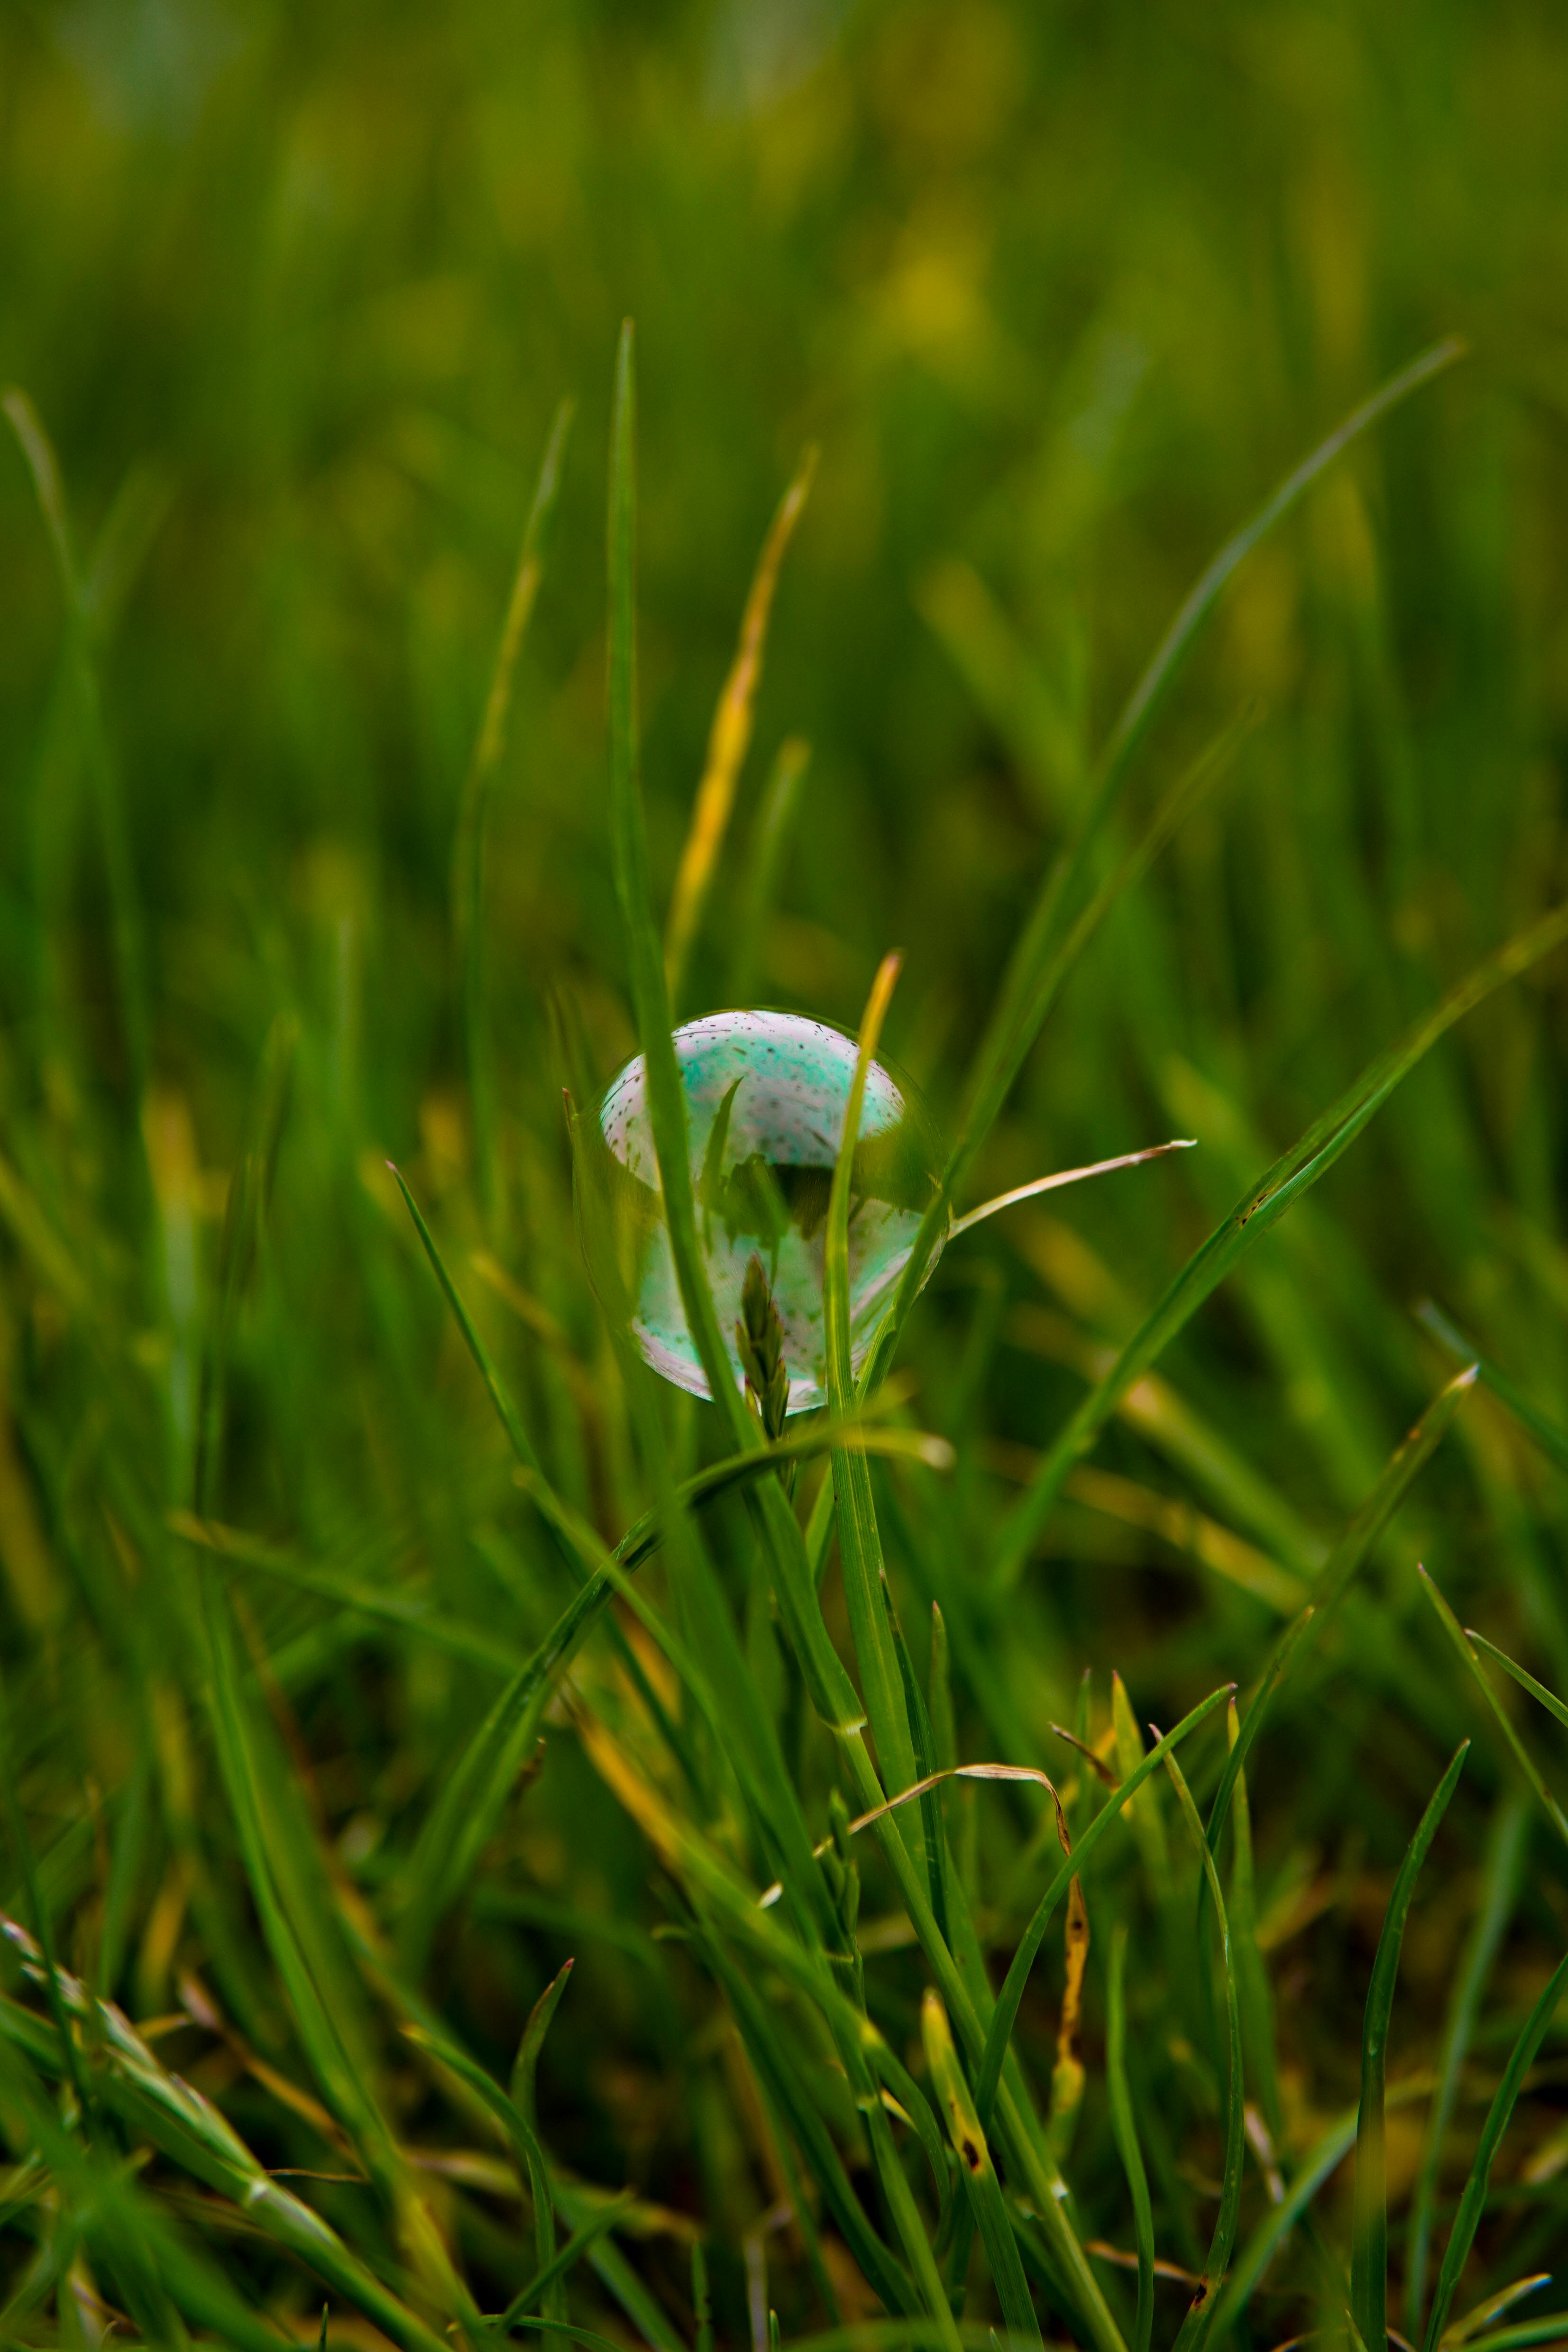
[582, 1010, 946, 1413]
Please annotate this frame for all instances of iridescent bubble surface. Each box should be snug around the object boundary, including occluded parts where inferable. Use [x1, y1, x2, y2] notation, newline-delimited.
[584, 1010, 945, 1412]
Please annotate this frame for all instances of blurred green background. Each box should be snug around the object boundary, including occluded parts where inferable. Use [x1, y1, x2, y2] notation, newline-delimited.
[5, 0, 1568, 2343]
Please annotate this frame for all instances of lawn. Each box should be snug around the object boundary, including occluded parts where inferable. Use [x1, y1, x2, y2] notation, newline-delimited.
[1, 4, 1568, 2349]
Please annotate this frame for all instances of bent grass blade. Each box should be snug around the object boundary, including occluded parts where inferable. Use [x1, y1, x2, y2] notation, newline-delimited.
[988, 890, 1565, 1592]
[1419, 1572, 1568, 1850]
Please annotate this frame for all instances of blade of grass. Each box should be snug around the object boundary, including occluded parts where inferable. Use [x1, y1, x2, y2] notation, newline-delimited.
[1416, 1302, 1568, 1480]
[453, 399, 574, 1228]
[1350, 1744, 1468, 2352]
[1420, 1945, 1568, 2352]
[3, 387, 150, 1105]
[1465, 1633, 1568, 1735]
[513, 1964, 574, 2341]
[0, 1932, 451, 2352]
[171, 1512, 528, 1673]
[826, 952, 922, 1835]
[666, 446, 816, 1004]
[1226, 1701, 1282, 2147]
[494, 2194, 636, 2334]
[975, 1682, 1233, 2127]
[922, 1989, 1044, 2349]
[1164, 1749, 1245, 2352]
[1205, 1364, 1476, 1866]
[990, 884, 1554, 1592]
[1405, 1794, 1529, 2341]
[1106, 1925, 1155, 2352]
[1418, 1573, 1568, 1849]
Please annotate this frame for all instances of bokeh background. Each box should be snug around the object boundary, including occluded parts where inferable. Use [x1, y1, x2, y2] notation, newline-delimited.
[5, 0, 1568, 2341]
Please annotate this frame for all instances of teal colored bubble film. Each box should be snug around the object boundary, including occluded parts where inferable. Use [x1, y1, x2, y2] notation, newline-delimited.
[584, 1010, 946, 1412]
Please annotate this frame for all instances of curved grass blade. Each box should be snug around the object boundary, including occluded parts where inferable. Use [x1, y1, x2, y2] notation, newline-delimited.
[0, 1932, 452, 2352]
[922, 1990, 1044, 2350]
[989, 891, 1563, 1592]
[1163, 1750, 1244, 2352]
[613, 1417, 954, 1567]
[975, 1682, 1233, 2126]
[1418, 1572, 1568, 1849]
[1417, 1301, 1568, 1481]
[1405, 1797, 1530, 2338]
[1465, 1632, 1568, 1735]
[1201, 1361, 1477, 1877]
[1208, 2109, 1357, 2341]
[666, 446, 816, 1004]
[390, 1162, 545, 1475]
[494, 2194, 636, 2335]
[453, 398, 574, 1225]
[1421, 1944, 1568, 2352]
[404, 2011, 564, 2343]
[1107, 1925, 1155, 2352]
[170, 1512, 528, 1674]
[948, 1140, 1195, 1239]
[1350, 1744, 1468, 2352]
[514, 1963, 574, 2338]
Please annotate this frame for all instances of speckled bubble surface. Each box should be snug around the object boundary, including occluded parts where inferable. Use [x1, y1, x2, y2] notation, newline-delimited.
[586, 1010, 945, 1411]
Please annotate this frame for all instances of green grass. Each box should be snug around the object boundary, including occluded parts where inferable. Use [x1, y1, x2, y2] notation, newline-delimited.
[3, 3, 1568, 2349]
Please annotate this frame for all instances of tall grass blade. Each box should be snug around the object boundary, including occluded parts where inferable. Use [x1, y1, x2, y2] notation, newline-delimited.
[1163, 1750, 1245, 2352]
[1420, 1944, 1568, 2352]
[1418, 1572, 1568, 1849]
[3, 387, 150, 1104]
[1202, 1363, 1476, 1867]
[1405, 1796, 1530, 2338]
[1350, 1743, 1467, 2352]
[666, 445, 816, 1004]
[826, 952, 921, 1830]
[1107, 1924, 1155, 2352]
[922, 1989, 1044, 2349]
[452, 398, 574, 1226]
